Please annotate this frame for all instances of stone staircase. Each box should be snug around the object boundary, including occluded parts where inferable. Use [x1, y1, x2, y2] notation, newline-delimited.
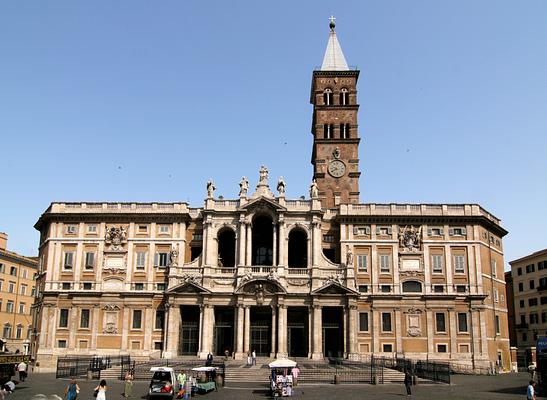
[99, 365, 123, 380]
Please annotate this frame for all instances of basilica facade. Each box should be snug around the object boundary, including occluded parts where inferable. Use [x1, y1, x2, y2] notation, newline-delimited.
[33, 21, 510, 371]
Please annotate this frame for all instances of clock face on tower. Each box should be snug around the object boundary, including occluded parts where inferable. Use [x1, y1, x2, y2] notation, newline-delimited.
[328, 160, 346, 177]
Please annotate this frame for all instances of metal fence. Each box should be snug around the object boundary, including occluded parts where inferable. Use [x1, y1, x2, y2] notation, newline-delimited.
[126, 359, 225, 381]
[56, 355, 131, 379]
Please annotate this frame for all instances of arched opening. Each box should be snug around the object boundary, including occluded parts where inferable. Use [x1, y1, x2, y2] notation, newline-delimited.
[340, 88, 349, 105]
[252, 215, 273, 266]
[288, 228, 307, 268]
[402, 280, 423, 293]
[218, 228, 236, 268]
[323, 88, 333, 105]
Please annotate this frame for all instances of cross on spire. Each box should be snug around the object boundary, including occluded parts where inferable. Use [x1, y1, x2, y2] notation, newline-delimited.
[329, 15, 336, 30]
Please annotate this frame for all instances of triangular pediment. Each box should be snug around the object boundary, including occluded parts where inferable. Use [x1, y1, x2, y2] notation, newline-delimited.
[238, 196, 286, 212]
[312, 281, 359, 296]
[168, 280, 210, 294]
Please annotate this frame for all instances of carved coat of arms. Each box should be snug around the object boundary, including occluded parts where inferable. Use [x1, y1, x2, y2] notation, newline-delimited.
[398, 225, 422, 251]
[105, 226, 127, 250]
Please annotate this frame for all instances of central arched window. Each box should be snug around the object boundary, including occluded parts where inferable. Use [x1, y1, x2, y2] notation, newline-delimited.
[218, 228, 236, 268]
[402, 280, 423, 293]
[340, 88, 349, 105]
[323, 88, 333, 106]
[252, 216, 273, 266]
[288, 228, 308, 268]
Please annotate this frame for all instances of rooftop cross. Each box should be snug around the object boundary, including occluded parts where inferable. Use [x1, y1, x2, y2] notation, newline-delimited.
[329, 15, 336, 30]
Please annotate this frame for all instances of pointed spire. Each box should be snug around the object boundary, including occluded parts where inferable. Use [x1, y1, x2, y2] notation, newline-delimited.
[321, 16, 349, 71]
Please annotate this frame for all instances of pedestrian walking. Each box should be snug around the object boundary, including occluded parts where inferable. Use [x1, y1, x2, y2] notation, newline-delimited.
[291, 366, 300, 387]
[247, 351, 252, 366]
[252, 349, 257, 366]
[94, 379, 108, 400]
[123, 370, 133, 399]
[527, 380, 536, 400]
[184, 374, 192, 400]
[64, 378, 80, 400]
[17, 361, 27, 382]
[404, 370, 412, 396]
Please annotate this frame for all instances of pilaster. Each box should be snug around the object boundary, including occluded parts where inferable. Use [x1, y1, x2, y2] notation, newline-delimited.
[277, 304, 287, 358]
[311, 304, 323, 359]
[164, 305, 180, 358]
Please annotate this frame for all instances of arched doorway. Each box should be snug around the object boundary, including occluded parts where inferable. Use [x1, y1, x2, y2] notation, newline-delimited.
[218, 228, 236, 268]
[252, 215, 273, 266]
[288, 228, 307, 268]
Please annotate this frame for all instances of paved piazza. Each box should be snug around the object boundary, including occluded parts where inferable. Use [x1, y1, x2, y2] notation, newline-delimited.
[5, 372, 539, 400]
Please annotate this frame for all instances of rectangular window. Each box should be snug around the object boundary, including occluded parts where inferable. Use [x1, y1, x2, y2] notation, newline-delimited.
[18, 303, 25, 314]
[432, 254, 443, 273]
[382, 312, 392, 332]
[520, 299, 525, 307]
[493, 288, 499, 303]
[83, 282, 92, 290]
[156, 283, 166, 291]
[192, 233, 203, 241]
[358, 285, 368, 293]
[132, 310, 142, 329]
[136, 252, 147, 270]
[159, 225, 170, 234]
[357, 255, 368, 272]
[359, 312, 369, 332]
[66, 225, 77, 234]
[10, 266, 17, 276]
[138, 225, 148, 234]
[59, 309, 69, 328]
[517, 267, 522, 276]
[377, 226, 392, 236]
[8, 282, 15, 293]
[530, 280, 535, 290]
[530, 313, 539, 324]
[62, 282, 71, 290]
[154, 252, 170, 267]
[6, 301, 14, 313]
[354, 226, 370, 235]
[449, 227, 466, 236]
[64, 252, 74, 270]
[458, 313, 468, 332]
[523, 332, 528, 342]
[58, 340, 67, 348]
[84, 252, 96, 269]
[87, 224, 98, 234]
[540, 277, 547, 288]
[491, 260, 497, 278]
[381, 285, 391, 293]
[518, 282, 524, 292]
[323, 235, 335, 243]
[22, 269, 28, 279]
[541, 297, 547, 305]
[495, 315, 500, 334]
[456, 285, 467, 293]
[427, 227, 444, 236]
[454, 254, 466, 273]
[80, 309, 90, 328]
[529, 298, 538, 307]
[154, 342, 163, 350]
[0, 280, 3, 291]
[0, 263, 4, 273]
[542, 313, 547, 324]
[155, 310, 165, 330]
[134, 283, 144, 291]
[15, 325, 22, 339]
[380, 255, 390, 273]
[520, 314, 526, 325]
[437, 344, 447, 353]
[435, 313, 446, 332]
[382, 344, 393, 352]
[433, 285, 444, 293]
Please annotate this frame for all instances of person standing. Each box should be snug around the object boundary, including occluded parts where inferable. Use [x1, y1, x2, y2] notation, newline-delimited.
[17, 360, 27, 382]
[291, 366, 300, 387]
[206, 352, 213, 366]
[184, 374, 192, 400]
[527, 380, 536, 400]
[404, 370, 412, 396]
[94, 379, 108, 400]
[251, 349, 256, 366]
[64, 378, 80, 400]
[177, 370, 187, 398]
[123, 370, 133, 399]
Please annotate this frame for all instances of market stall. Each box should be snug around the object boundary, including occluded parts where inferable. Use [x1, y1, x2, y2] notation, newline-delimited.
[268, 359, 297, 397]
[191, 366, 218, 394]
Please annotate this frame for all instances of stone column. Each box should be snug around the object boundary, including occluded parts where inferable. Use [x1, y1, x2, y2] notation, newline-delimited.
[471, 308, 481, 359]
[449, 309, 457, 355]
[121, 308, 129, 351]
[348, 305, 358, 359]
[343, 307, 348, 356]
[479, 308, 488, 356]
[272, 223, 277, 266]
[199, 305, 214, 358]
[270, 306, 277, 357]
[144, 307, 154, 352]
[468, 243, 477, 294]
[90, 306, 99, 350]
[235, 305, 245, 359]
[445, 244, 453, 293]
[278, 219, 286, 267]
[308, 307, 313, 358]
[277, 305, 287, 358]
[246, 224, 252, 266]
[371, 244, 378, 294]
[68, 307, 77, 349]
[244, 306, 251, 353]
[311, 305, 323, 359]
[198, 305, 205, 356]
[238, 219, 246, 266]
[164, 305, 181, 358]
[426, 311, 434, 354]
[395, 308, 402, 353]
[372, 309, 379, 353]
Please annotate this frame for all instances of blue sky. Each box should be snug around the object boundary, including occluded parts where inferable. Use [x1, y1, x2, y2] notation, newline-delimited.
[0, 1, 545, 266]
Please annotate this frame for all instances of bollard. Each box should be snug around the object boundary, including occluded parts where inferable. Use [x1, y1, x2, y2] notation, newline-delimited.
[334, 374, 340, 384]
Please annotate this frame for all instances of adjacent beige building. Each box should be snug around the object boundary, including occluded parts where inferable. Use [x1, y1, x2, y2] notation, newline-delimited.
[0, 232, 38, 354]
[509, 249, 547, 352]
[32, 21, 510, 372]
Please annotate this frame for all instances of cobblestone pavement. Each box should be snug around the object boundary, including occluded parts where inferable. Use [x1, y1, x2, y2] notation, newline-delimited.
[4, 372, 541, 400]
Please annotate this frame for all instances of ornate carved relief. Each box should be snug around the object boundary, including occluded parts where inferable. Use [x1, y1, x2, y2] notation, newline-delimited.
[105, 226, 127, 251]
[286, 279, 310, 287]
[398, 225, 422, 253]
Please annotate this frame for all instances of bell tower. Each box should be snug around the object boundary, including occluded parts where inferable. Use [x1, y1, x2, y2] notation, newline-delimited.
[311, 17, 360, 208]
